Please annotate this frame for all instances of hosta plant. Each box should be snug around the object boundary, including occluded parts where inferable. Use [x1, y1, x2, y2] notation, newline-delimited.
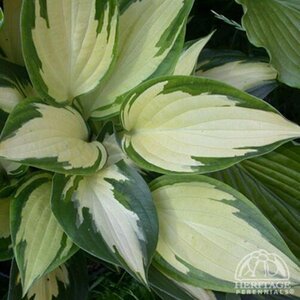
[0, 0, 300, 299]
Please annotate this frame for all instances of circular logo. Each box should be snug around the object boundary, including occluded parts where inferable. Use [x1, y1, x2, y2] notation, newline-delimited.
[235, 249, 290, 281]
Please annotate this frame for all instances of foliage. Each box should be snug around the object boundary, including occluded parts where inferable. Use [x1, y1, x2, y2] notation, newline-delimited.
[0, 0, 299, 299]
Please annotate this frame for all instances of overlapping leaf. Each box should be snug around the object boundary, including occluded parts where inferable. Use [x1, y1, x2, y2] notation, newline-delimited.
[52, 160, 158, 285]
[196, 50, 278, 98]
[151, 175, 300, 292]
[10, 173, 78, 294]
[0, 98, 107, 175]
[149, 266, 216, 300]
[174, 32, 214, 76]
[0, 58, 35, 113]
[90, 0, 194, 119]
[22, 0, 118, 103]
[8, 255, 88, 300]
[236, 0, 300, 88]
[210, 143, 300, 259]
[0, 159, 27, 177]
[120, 76, 300, 174]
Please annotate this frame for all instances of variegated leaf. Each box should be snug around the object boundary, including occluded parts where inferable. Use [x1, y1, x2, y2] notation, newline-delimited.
[120, 76, 300, 174]
[0, 82, 23, 114]
[196, 50, 277, 98]
[151, 175, 300, 292]
[149, 266, 217, 300]
[236, 0, 300, 89]
[52, 160, 158, 285]
[174, 32, 214, 76]
[0, 59, 35, 113]
[0, 98, 107, 175]
[11, 173, 78, 294]
[27, 265, 71, 300]
[8, 255, 88, 300]
[0, 159, 27, 177]
[210, 143, 300, 259]
[90, 0, 194, 119]
[0, 197, 13, 261]
[0, 0, 24, 65]
[22, 0, 118, 103]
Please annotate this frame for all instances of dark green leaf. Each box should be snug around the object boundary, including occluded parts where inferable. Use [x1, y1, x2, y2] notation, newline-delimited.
[210, 143, 300, 259]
